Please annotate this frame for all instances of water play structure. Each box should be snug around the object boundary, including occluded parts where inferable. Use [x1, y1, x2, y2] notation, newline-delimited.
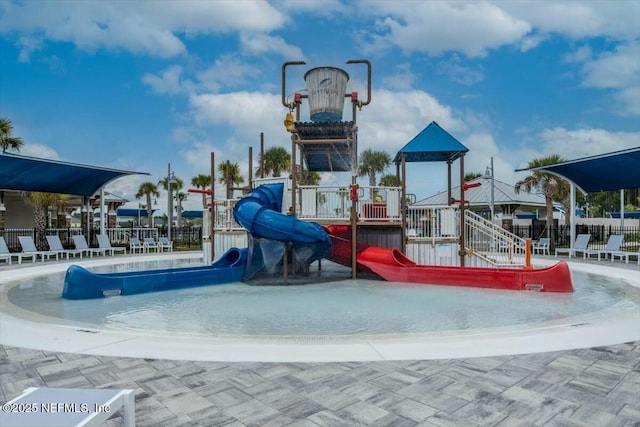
[64, 181, 573, 298]
[63, 59, 574, 299]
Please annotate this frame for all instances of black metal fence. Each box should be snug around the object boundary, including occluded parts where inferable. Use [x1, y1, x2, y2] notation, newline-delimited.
[1, 227, 203, 252]
[506, 223, 640, 252]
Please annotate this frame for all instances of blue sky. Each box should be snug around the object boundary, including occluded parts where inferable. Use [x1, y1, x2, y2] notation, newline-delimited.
[1, 0, 639, 214]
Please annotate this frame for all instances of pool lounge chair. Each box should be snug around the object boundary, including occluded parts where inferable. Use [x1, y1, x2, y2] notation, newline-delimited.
[46, 235, 84, 260]
[72, 235, 106, 257]
[143, 237, 159, 253]
[1, 387, 135, 427]
[97, 234, 127, 256]
[0, 236, 16, 265]
[583, 234, 628, 263]
[532, 237, 550, 255]
[18, 236, 59, 263]
[129, 237, 145, 254]
[158, 237, 173, 252]
[555, 233, 591, 258]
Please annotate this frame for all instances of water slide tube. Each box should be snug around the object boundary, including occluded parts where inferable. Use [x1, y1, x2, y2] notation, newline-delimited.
[63, 247, 247, 299]
[233, 183, 332, 258]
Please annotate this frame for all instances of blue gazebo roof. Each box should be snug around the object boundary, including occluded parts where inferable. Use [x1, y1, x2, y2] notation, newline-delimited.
[393, 121, 469, 163]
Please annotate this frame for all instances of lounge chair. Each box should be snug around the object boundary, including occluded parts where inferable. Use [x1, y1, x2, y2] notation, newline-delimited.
[583, 234, 628, 263]
[46, 235, 84, 260]
[158, 236, 173, 252]
[143, 237, 159, 253]
[0, 236, 15, 265]
[129, 237, 145, 254]
[555, 233, 591, 258]
[72, 235, 106, 257]
[1, 387, 135, 427]
[532, 237, 550, 255]
[97, 234, 127, 256]
[18, 236, 59, 262]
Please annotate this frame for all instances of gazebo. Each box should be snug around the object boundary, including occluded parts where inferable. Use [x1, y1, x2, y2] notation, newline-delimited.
[393, 121, 470, 265]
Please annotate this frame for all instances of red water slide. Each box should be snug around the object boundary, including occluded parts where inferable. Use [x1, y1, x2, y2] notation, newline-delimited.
[324, 225, 573, 293]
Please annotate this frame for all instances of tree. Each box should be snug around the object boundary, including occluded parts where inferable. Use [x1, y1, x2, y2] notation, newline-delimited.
[358, 149, 391, 199]
[258, 146, 290, 178]
[514, 154, 567, 251]
[0, 118, 24, 153]
[191, 174, 212, 208]
[135, 182, 160, 227]
[218, 161, 245, 199]
[464, 172, 483, 182]
[21, 192, 60, 248]
[379, 174, 400, 186]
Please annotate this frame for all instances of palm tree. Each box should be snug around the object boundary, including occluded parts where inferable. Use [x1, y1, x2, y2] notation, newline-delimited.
[218, 161, 245, 199]
[258, 146, 290, 178]
[191, 174, 212, 208]
[379, 174, 400, 186]
[135, 182, 160, 227]
[0, 118, 24, 153]
[21, 192, 60, 248]
[358, 149, 391, 199]
[514, 154, 567, 251]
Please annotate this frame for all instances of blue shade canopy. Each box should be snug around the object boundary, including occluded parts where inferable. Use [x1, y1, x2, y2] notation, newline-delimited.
[0, 153, 146, 196]
[393, 121, 469, 163]
[181, 210, 203, 218]
[517, 147, 640, 193]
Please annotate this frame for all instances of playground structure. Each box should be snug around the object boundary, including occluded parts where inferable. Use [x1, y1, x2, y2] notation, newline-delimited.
[210, 60, 539, 273]
[200, 61, 572, 290]
[63, 60, 574, 299]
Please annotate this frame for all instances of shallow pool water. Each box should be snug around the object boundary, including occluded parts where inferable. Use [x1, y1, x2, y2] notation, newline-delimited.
[7, 260, 639, 336]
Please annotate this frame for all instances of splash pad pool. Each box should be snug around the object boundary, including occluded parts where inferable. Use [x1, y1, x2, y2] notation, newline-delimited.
[1, 253, 638, 362]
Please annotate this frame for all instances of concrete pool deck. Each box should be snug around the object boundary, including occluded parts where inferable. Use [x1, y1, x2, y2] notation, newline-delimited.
[0, 253, 638, 363]
[1, 255, 639, 425]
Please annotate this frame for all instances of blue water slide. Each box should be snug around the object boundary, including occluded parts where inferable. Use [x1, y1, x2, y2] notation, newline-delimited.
[233, 183, 332, 251]
[63, 247, 247, 299]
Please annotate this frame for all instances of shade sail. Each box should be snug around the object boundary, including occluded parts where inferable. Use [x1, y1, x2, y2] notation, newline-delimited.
[0, 153, 146, 196]
[517, 147, 640, 193]
[393, 121, 469, 163]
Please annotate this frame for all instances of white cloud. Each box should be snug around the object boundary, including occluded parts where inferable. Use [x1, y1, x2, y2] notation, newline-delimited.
[537, 128, 640, 161]
[143, 65, 194, 95]
[580, 41, 640, 116]
[500, 0, 640, 41]
[19, 144, 61, 160]
[381, 63, 417, 90]
[197, 56, 263, 93]
[359, 1, 531, 58]
[0, 0, 287, 58]
[239, 33, 304, 60]
[436, 56, 484, 85]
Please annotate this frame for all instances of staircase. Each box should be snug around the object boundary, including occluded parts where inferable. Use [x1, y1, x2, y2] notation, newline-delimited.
[464, 210, 528, 267]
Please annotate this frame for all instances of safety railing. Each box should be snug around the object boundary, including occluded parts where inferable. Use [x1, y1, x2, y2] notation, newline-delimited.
[212, 199, 243, 231]
[406, 205, 460, 241]
[464, 210, 527, 267]
[297, 185, 402, 223]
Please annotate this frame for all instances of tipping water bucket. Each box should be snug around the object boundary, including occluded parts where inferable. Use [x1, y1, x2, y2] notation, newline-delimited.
[304, 67, 349, 122]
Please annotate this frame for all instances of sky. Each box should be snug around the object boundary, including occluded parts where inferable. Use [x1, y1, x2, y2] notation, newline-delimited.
[1, 0, 639, 215]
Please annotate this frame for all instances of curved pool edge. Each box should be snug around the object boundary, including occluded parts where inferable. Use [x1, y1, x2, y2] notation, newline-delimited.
[0, 255, 638, 362]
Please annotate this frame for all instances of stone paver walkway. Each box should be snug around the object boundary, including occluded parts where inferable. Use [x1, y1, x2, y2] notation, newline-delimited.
[1, 342, 639, 426]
